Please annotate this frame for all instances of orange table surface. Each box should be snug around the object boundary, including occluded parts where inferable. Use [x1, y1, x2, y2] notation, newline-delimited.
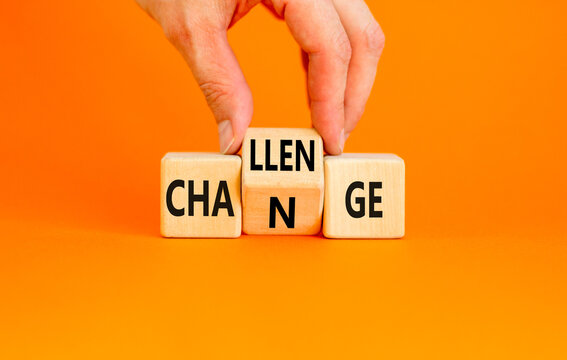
[1, 217, 566, 359]
[1, 0, 566, 358]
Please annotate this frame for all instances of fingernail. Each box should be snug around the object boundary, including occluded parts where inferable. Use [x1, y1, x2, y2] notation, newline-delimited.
[218, 120, 234, 154]
[339, 128, 346, 153]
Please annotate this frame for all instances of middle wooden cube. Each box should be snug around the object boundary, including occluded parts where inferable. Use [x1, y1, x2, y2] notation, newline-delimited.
[242, 128, 324, 235]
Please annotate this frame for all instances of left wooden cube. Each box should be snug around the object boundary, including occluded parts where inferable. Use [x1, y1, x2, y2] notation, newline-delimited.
[161, 153, 242, 238]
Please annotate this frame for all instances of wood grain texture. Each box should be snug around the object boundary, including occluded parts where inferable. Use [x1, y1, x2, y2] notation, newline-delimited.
[323, 154, 405, 238]
[242, 128, 324, 235]
[161, 153, 241, 238]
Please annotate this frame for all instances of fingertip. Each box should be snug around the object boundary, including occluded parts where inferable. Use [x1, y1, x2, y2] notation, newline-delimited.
[339, 128, 346, 153]
[226, 93, 253, 155]
[218, 119, 248, 155]
[213, 79, 252, 155]
[318, 127, 345, 155]
[218, 120, 233, 154]
[222, 138, 240, 155]
[324, 143, 343, 156]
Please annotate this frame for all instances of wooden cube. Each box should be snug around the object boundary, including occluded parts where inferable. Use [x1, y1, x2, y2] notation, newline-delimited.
[323, 154, 405, 238]
[242, 128, 324, 235]
[161, 153, 241, 238]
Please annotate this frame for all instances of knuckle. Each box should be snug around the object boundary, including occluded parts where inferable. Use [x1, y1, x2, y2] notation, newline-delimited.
[161, 7, 202, 47]
[198, 80, 233, 107]
[362, 21, 385, 55]
[163, 19, 192, 45]
[332, 31, 352, 65]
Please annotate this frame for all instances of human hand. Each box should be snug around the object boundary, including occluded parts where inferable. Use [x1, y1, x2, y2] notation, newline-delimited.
[136, 0, 384, 154]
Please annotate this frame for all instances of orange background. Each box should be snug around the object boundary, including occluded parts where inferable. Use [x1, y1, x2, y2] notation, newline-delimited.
[1, 0, 566, 358]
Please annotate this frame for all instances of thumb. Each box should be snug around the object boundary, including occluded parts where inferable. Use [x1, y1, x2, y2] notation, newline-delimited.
[169, 25, 252, 154]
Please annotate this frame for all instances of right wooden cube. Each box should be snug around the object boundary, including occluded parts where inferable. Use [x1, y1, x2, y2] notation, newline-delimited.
[323, 154, 405, 238]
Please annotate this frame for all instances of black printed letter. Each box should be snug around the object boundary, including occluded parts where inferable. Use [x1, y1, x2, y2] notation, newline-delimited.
[280, 139, 293, 171]
[212, 181, 234, 216]
[166, 180, 185, 217]
[250, 139, 263, 171]
[296, 140, 315, 171]
[345, 181, 365, 218]
[188, 180, 209, 216]
[369, 182, 383, 218]
[269, 197, 295, 228]
[265, 139, 277, 171]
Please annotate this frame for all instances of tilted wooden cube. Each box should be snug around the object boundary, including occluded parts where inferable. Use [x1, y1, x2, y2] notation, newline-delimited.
[323, 154, 405, 238]
[161, 153, 241, 238]
[242, 128, 324, 235]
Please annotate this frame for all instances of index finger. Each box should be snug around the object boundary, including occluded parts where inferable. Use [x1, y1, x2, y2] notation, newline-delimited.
[270, 0, 351, 154]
